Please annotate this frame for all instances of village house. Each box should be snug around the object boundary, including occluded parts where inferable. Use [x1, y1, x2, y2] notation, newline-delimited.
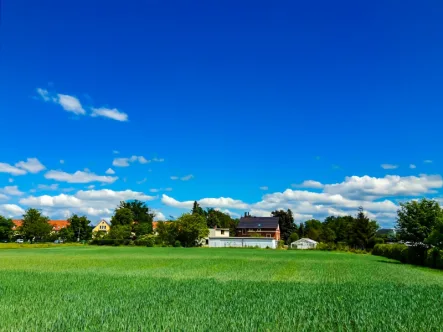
[290, 238, 318, 249]
[235, 215, 281, 240]
[12, 220, 70, 233]
[92, 220, 111, 234]
[204, 227, 229, 245]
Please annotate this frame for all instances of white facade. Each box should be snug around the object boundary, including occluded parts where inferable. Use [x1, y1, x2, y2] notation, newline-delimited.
[208, 237, 277, 249]
[290, 238, 318, 249]
[209, 228, 229, 238]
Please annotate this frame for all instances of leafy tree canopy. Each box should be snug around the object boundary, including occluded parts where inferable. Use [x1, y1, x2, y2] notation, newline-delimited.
[67, 214, 92, 241]
[0, 215, 14, 240]
[120, 200, 154, 235]
[271, 209, 297, 243]
[20, 208, 52, 242]
[111, 207, 134, 227]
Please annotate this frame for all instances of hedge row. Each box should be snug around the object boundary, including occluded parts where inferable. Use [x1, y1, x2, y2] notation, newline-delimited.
[372, 244, 443, 269]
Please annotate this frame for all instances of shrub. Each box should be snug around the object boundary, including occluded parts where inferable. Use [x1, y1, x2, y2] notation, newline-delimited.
[425, 248, 443, 269]
[277, 240, 285, 249]
[134, 235, 155, 247]
[372, 244, 428, 265]
[174, 240, 182, 247]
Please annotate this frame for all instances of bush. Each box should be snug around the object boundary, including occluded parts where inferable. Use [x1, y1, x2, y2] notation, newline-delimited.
[174, 240, 182, 247]
[372, 244, 428, 265]
[425, 248, 443, 269]
[134, 235, 155, 247]
[277, 240, 285, 249]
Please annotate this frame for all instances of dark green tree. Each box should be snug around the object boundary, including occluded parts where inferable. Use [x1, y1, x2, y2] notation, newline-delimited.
[108, 225, 131, 240]
[191, 201, 205, 216]
[271, 209, 297, 242]
[396, 198, 443, 247]
[323, 215, 354, 243]
[119, 200, 155, 236]
[0, 215, 14, 241]
[304, 219, 322, 241]
[298, 223, 305, 238]
[20, 208, 52, 242]
[349, 207, 379, 249]
[67, 214, 92, 241]
[319, 225, 336, 243]
[58, 227, 74, 242]
[426, 220, 443, 249]
[111, 207, 134, 226]
[287, 232, 299, 244]
[156, 221, 179, 246]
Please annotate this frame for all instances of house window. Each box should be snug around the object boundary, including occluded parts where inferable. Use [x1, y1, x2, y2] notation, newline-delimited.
[221, 230, 225, 235]
[242, 229, 246, 235]
[257, 229, 261, 232]
[266, 234, 271, 238]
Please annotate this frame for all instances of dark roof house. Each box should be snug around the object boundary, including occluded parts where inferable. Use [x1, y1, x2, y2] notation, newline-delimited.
[236, 216, 281, 240]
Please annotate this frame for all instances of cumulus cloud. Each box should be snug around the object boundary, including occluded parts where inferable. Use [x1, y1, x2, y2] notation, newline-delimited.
[57, 94, 85, 115]
[19, 189, 156, 219]
[113, 156, 149, 167]
[38, 184, 59, 191]
[154, 211, 166, 221]
[105, 168, 115, 175]
[0, 204, 25, 217]
[15, 158, 46, 173]
[91, 107, 128, 122]
[0, 186, 24, 196]
[0, 162, 27, 176]
[292, 180, 324, 189]
[44, 170, 118, 184]
[381, 164, 399, 170]
[323, 174, 442, 199]
[162, 194, 248, 210]
[8, 178, 13, 183]
[260, 186, 269, 191]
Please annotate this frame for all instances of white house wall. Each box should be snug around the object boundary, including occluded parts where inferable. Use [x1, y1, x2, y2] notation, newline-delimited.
[208, 238, 277, 249]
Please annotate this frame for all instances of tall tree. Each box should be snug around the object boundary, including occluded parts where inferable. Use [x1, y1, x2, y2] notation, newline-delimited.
[176, 213, 209, 247]
[298, 223, 305, 238]
[426, 219, 443, 249]
[111, 207, 134, 227]
[323, 215, 354, 243]
[272, 209, 297, 242]
[20, 209, 52, 242]
[191, 201, 205, 216]
[0, 215, 14, 241]
[156, 221, 179, 246]
[67, 214, 92, 241]
[396, 198, 443, 247]
[119, 200, 155, 236]
[304, 219, 322, 241]
[349, 207, 379, 249]
[319, 225, 336, 243]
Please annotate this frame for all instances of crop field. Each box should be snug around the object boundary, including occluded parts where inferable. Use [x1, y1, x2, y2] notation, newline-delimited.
[0, 247, 442, 331]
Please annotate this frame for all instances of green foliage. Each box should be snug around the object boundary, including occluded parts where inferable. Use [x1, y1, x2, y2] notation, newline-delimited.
[425, 248, 443, 269]
[349, 207, 379, 249]
[250, 232, 262, 238]
[287, 232, 299, 244]
[271, 209, 297, 243]
[298, 223, 305, 238]
[134, 234, 155, 247]
[425, 219, 443, 249]
[108, 225, 131, 240]
[191, 201, 205, 216]
[372, 244, 428, 265]
[119, 200, 154, 235]
[0, 215, 14, 241]
[323, 216, 353, 243]
[319, 226, 336, 243]
[396, 198, 443, 246]
[277, 240, 285, 249]
[176, 213, 209, 247]
[156, 221, 179, 246]
[58, 227, 74, 242]
[67, 214, 92, 241]
[111, 207, 134, 227]
[20, 209, 52, 242]
[304, 219, 322, 241]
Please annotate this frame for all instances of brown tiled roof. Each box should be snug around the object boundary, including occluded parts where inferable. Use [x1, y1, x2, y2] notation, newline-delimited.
[12, 219, 69, 231]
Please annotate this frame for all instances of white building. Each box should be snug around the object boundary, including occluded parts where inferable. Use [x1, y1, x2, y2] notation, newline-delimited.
[204, 227, 230, 245]
[290, 238, 318, 249]
[208, 237, 277, 249]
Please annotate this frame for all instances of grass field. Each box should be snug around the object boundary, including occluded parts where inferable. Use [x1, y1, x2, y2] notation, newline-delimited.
[0, 247, 442, 331]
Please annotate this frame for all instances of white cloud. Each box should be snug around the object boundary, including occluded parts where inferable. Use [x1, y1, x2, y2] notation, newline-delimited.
[292, 180, 324, 189]
[150, 189, 160, 193]
[113, 150, 120, 154]
[164, 188, 173, 192]
[0, 204, 25, 217]
[38, 184, 59, 191]
[87, 185, 95, 189]
[323, 174, 442, 199]
[91, 107, 128, 122]
[181, 174, 194, 181]
[260, 186, 268, 191]
[424, 160, 433, 164]
[170, 176, 179, 180]
[57, 94, 85, 115]
[162, 194, 248, 210]
[153, 158, 164, 162]
[154, 211, 166, 221]
[0, 186, 24, 196]
[44, 170, 118, 184]
[36, 88, 51, 102]
[60, 160, 65, 164]
[0, 162, 27, 175]
[381, 164, 399, 170]
[105, 168, 115, 175]
[410, 164, 416, 169]
[113, 156, 149, 167]
[137, 178, 147, 184]
[8, 178, 13, 183]
[19, 189, 157, 219]
[16, 158, 46, 173]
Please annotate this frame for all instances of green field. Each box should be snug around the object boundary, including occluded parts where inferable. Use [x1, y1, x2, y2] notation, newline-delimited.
[0, 247, 442, 331]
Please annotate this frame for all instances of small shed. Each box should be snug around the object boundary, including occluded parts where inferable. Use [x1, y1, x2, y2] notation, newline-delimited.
[290, 238, 318, 249]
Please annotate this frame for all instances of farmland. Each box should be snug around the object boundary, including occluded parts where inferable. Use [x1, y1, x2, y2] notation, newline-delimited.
[0, 247, 442, 331]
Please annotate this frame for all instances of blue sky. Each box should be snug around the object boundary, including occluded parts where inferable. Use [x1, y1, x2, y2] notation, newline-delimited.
[1, 1, 442, 226]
